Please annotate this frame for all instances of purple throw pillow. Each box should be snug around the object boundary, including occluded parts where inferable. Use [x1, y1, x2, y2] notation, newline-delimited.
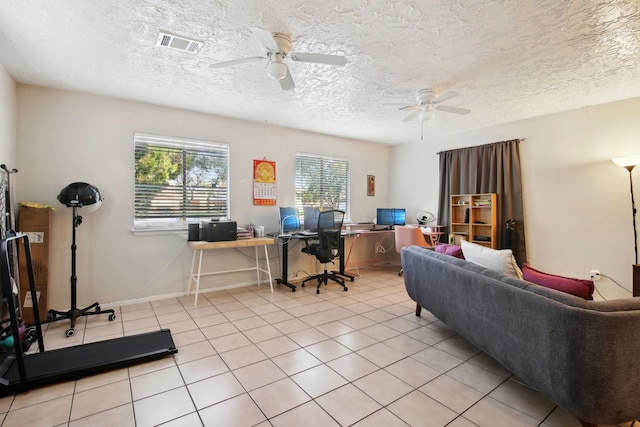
[435, 243, 464, 259]
[522, 264, 594, 300]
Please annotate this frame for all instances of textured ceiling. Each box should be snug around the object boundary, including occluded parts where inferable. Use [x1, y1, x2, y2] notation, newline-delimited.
[0, 0, 639, 145]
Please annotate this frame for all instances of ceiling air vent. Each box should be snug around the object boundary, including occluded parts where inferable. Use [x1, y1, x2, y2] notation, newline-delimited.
[156, 31, 203, 53]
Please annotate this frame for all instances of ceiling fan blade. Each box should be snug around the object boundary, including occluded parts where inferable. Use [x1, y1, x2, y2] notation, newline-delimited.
[403, 109, 421, 121]
[399, 105, 418, 111]
[290, 52, 347, 66]
[279, 68, 295, 91]
[249, 27, 279, 51]
[432, 91, 460, 104]
[209, 56, 263, 69]
[437, 105, 471, 115]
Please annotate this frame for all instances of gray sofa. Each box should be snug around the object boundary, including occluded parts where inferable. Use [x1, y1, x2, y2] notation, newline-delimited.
[401, 246, 640, 427]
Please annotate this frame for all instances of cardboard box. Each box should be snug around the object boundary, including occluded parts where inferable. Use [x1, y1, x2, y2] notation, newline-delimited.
[19, 285, 47, 325]
[17, 205, 52, 323]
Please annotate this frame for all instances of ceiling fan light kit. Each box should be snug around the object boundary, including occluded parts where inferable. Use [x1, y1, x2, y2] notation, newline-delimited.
[266, 57, 288, 80]
[209, 27, 347, 91]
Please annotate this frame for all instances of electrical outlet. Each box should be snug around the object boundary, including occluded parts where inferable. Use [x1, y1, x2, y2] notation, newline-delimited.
[590, 270, 601, 281]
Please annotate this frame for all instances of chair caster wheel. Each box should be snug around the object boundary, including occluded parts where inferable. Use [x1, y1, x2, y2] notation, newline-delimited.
[316, 290, 320, 294]
[65, 328, 75, 337]
[95, 305, 101, 312]
[47, 313, 55, 320]
[344, 287, 348, 291]
[350, 278, 354, 282]
[109, 313, 116, 321]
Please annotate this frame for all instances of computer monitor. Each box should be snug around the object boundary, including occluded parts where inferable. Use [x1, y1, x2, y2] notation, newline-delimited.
[303, 206, 320, 231]
[279, 207, 300, 233]
[376, 208, 406, 229]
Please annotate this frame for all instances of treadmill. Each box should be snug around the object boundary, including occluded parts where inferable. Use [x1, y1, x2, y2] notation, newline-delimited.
[0, 233, 177, 395]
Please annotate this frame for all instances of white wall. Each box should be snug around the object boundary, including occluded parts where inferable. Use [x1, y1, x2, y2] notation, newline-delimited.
[15, 85, 391, 308]
[0, 63, 16, 177]
[390, 97, 640, 300]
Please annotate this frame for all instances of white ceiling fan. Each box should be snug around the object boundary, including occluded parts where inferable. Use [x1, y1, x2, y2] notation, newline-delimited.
[209, 27, 347, 91]
[386, 89, 471, 122]
[385, 89, 470, 139]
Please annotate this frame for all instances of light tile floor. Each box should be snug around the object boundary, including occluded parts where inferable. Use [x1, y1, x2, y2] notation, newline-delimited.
[0, 267, 636, 427]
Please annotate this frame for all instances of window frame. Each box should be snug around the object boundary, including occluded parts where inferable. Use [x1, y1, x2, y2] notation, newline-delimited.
[133, 132, 230, 232]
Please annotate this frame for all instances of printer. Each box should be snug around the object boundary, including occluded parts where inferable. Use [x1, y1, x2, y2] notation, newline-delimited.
[200, 220, 237, 242]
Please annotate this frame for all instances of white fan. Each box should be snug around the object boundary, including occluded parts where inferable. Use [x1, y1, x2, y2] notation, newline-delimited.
[385, 89, 470, 122]
[416, 211, 435, 224]
[210, 27, 347, 91]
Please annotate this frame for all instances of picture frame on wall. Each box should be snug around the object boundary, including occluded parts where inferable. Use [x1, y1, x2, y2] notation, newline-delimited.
[367, 175, 375, 196]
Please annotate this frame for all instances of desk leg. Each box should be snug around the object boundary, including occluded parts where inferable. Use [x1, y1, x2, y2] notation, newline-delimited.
[333, 235, 355, 281]
[275, 239, 296, 292]
[263, 245, 273, 293]
[254, 246, 261, 286]
[188, 248, 197, 296]
[193, 249, 204, 307]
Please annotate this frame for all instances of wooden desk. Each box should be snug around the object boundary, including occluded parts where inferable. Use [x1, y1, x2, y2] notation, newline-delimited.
[188, 237, 275, 306]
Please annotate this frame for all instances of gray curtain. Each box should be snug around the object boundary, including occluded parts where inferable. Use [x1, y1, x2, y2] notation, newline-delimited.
[437, 139, 526, 265]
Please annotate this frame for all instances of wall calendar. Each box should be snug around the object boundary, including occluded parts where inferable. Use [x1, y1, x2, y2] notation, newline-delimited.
[253, 159, 277, 205]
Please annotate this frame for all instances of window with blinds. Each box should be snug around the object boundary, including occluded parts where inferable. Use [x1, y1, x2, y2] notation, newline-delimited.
[134, 133, 229, 230]
[295, 152, 350, 220]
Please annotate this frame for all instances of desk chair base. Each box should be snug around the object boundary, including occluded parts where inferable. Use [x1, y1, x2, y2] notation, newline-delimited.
[331, 270, 356, 282]
[302, 268, 348, 294]
[46, 303, 116, 337]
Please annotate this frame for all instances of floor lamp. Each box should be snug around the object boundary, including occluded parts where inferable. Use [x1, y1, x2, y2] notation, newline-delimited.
[612, 155, 640, 265]
[46, 182, 116, 337]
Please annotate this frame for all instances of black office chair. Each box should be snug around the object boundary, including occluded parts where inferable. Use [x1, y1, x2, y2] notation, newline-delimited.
[302, 209, 348, 294]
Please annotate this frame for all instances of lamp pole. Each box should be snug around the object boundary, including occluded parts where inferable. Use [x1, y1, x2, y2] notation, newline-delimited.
[613, 155, 640, 267]
[624, 165, 638, 265]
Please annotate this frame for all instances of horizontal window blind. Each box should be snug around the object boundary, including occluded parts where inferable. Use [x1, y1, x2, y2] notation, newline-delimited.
[295, 152, 350, 220]
[134, 133, 229, 229]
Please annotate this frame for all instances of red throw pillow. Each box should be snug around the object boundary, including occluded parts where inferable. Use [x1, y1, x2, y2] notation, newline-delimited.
[435, 243, 464, 259]
[522, 264, 594, 300]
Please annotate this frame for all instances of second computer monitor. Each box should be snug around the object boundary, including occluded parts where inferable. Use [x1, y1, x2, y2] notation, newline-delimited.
[376, 208, 406, 229]
[303, 206, 320, 231]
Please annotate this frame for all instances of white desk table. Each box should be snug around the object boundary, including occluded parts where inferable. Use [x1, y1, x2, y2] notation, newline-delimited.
[188, 237, 275, 306]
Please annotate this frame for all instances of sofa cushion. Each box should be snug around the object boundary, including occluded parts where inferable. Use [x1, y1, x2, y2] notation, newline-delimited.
[434, 243, 464, 259]
[522, 264, 594, 300]
[460, 240, 523, 279]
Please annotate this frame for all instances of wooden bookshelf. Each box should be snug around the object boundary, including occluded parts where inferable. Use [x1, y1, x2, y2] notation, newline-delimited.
[450, 193, 498, 248]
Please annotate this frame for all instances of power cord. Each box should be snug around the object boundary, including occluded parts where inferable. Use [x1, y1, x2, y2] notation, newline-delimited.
[593, 273, 633, 300]
[601, 273, 632, 293]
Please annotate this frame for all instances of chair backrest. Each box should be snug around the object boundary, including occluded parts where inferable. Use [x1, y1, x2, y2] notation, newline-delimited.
[316, 210, 345, 260]
[394, 225, 430, 255]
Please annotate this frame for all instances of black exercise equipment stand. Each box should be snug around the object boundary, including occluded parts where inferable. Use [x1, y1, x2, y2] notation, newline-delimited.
[45, 203, 115, 337]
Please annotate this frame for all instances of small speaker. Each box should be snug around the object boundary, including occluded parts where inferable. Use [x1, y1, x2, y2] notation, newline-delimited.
[188, 223, 200, 241]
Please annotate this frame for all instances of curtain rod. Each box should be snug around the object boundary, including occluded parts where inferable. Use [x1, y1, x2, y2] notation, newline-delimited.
[436, 138, 524, 155]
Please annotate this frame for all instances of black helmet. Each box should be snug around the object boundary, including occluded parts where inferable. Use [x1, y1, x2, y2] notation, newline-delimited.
[57, 182, 102, 207]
